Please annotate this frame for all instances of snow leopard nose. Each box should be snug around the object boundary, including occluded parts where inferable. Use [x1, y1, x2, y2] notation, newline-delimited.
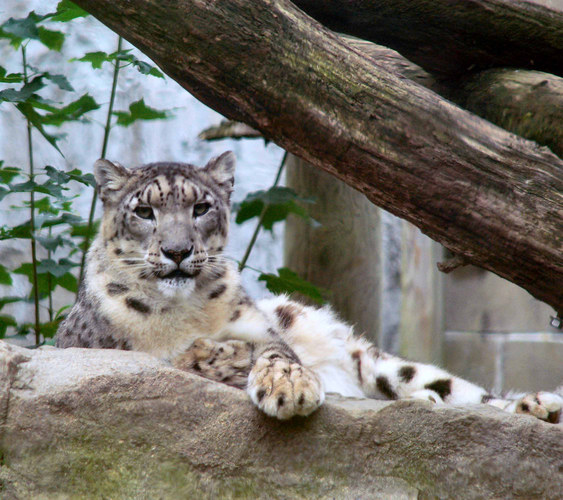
[161, 246, 194, 265]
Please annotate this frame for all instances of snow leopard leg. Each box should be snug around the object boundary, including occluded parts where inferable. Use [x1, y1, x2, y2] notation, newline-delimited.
[175, 336, 324, 419]
[351, 344, 562, 423]
[173, 338, 254, 389]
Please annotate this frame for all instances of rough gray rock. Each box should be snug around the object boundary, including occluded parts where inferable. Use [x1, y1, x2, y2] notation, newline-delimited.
[0, 340, 561, 499]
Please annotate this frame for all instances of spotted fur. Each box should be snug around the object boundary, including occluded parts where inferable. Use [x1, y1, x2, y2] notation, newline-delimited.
[56, 152, 562, 423]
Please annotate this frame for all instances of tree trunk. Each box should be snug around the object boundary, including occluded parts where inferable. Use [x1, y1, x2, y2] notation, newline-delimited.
[293, 0, 563, 78]
[284, 155, 382, 340]
[74, 0, 563, 314]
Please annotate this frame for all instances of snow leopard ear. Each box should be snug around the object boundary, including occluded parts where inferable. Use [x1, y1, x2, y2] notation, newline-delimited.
[203, 151, 236, 194]
[94, 159, 131, 204]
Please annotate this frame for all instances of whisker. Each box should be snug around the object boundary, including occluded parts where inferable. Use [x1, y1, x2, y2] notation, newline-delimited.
[117, 263, 149, 270]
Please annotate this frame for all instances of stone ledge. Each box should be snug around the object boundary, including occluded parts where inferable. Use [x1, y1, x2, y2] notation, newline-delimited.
[0, 341, 561, 499]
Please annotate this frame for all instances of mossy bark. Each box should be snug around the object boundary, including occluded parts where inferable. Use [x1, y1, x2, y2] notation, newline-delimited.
[74, 0, 563, 313]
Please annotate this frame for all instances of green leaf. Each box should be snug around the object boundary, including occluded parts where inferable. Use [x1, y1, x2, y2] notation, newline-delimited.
[12, 260, 78, 297]
[13, 263, 57, 297]
[1, 13, 40, 40]
[0, 213, 83, 240]
[36, 257, 77, 278]
[0, 163, 22, 184]
[70, 220, 100, 238]
[72, 49, 163, 77]
[0, 12, 64, 50]
[0, 222, 32, 240]
[0, 264, 12, 285]
[56, 272, 77, 293]
[33, 196, 62, 214]
[51, 1, 89, 22]
[9, 179, 66, 199]
[67, 169, 96, 186]
[8, 179, 41, 192]
[36, 234, 76, 251]
[0, 296, 26, 311]
[43, 73, 74, 91]
[258, 268, 326, 304]
[0, 76, 45, 103]
[55, 304, 72, 320]
[113, 98, 171, 126]
[15, 102, 64, 156]
[37, 27, 65, 51]
[0, 314, 17, 338]
[71, 51, 113, 69]
[40, 94, 99, 127]
[234, 187, 314, 231]
[13, 323, 33, 338]
[39, 318, 61, 338]
[0, 66, 23, 83]
[127, 58, 164, 78]
[37, 212, 82, 230]
[44, 165, 96, 187]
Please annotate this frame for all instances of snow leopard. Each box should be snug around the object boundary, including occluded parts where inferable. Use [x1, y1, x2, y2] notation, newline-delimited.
[55, 151, 562, 423]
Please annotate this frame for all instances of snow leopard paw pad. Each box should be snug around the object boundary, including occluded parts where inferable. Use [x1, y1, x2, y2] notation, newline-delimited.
[516, 392, 562, 424]
[247, 356, 324, 420]
[173, 338, 253, 389]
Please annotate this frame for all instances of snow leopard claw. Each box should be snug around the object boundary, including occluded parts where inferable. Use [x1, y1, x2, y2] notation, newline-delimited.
[247, 356, 324, 420]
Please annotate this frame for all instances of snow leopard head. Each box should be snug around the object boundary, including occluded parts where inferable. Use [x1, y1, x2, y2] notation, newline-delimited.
[93, 151, 235, 291]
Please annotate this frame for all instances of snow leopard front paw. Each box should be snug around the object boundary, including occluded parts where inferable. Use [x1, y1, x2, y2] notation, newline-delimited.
[515, 392, 562, 424]
[173, 338, 253, 389]
[247, 356, 324, 420]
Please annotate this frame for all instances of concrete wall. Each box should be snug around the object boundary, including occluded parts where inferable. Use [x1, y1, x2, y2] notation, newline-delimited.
[443, 266, 562, 393]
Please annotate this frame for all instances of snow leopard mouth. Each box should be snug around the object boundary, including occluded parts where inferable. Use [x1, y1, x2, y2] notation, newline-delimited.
[158, 269, 200, 280]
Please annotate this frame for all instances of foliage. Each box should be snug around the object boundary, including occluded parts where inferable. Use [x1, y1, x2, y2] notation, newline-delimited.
[0, 1, 170, 345]
[258, 268, 326, 304]
[233, 186, 313, 231]
[72, 49, 164, 78]
[113, 98, 171, 126]
[230, 152, 326, 303]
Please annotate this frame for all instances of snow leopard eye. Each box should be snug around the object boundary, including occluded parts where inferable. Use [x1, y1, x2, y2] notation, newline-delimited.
[193, 202, 210, 217]
[134, 206, 154, 220]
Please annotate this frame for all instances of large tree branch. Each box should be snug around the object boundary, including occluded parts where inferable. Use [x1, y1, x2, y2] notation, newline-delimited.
[293, 0, 563, 78]
[74, 0, 563, 313]
[201, 39, 563, 158]
[345, 37, 563, 157]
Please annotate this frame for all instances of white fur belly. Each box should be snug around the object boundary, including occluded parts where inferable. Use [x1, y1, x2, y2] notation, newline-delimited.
[315, 363, 366, 398]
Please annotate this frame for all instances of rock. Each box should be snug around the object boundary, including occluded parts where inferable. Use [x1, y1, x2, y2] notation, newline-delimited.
[0, 340, 561, 499]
